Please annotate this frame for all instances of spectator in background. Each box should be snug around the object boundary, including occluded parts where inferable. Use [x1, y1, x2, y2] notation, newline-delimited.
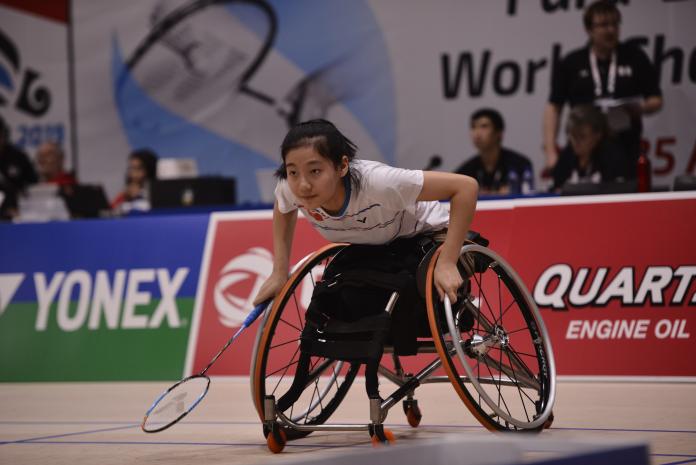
[111, 149, 158, 214]
[36, 142, 77, 186]
[543, 0, 662, 177]
[550, 105, 628, 192]
[0, 116, 37, 219]
[454, 108, 534, 196]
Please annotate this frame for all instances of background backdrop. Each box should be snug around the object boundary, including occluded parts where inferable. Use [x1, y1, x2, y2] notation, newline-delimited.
[1, 0, 695, 203]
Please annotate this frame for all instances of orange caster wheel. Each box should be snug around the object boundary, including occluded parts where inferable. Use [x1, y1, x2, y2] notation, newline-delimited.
[369, 425, 395, 446]
[403, 399, 422, 427]
[266, 424, 287, 453]
[543, 411, 555, 429]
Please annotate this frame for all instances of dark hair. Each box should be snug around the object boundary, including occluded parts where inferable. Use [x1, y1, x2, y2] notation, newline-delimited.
[276, 119, 361, 189]
[470, 108, 505, 132]
[583, 0, 621, 30]
[0, 115, 9, 141]
[566, 105, 609, 139]
[130, 148, 158, 180]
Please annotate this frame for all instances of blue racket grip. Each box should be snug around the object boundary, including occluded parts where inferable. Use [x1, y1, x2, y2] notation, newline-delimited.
[242, 300, 270, 328]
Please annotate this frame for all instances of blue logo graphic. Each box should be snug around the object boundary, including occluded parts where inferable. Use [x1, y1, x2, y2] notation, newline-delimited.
[112, 0, 395, 204]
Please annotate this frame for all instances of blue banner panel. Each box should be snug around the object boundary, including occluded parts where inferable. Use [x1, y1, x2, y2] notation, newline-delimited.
[0, 214, 209, 381]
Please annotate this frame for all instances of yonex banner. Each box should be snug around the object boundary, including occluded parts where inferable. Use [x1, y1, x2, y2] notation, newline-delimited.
[0, 215, 208, 381]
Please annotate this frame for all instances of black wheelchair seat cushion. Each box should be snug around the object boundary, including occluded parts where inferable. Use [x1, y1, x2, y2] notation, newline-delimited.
[301, 236, 439, 360]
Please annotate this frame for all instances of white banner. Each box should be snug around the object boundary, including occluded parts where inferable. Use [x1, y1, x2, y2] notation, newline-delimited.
[72, 0, 696, 203]
[0, 3, 72, 168]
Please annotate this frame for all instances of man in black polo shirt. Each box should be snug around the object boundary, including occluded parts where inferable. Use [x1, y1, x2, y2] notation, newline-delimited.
[455, 108, 534, 196]
[543, 0, 662, 178]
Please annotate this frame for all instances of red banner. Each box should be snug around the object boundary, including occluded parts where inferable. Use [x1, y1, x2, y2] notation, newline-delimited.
[186, 212, 328, 376]
[187, 193, 696, 378]
[505, 196, 696, 377]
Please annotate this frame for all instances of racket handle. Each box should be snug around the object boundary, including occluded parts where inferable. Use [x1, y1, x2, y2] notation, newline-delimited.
[242, 300, 270, 328]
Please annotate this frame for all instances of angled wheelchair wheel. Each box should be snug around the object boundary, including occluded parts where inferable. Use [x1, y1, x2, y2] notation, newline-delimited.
[426, 244, 556, 431]
[251, 243, 360, 440]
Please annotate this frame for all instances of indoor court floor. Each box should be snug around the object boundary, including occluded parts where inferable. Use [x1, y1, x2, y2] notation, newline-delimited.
[1, 378, 694, 465]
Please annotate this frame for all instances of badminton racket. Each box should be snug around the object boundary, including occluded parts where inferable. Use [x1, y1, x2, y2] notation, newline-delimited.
[141, 299, 270, 433]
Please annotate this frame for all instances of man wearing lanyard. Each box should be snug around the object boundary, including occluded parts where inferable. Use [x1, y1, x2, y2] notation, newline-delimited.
[543, 0, 663, 178]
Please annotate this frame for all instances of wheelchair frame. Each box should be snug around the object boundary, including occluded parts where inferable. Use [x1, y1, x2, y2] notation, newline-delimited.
[250, 240, 556, 452]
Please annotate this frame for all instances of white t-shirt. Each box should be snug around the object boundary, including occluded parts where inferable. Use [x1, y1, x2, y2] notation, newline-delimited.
[275, 159, 449, 244]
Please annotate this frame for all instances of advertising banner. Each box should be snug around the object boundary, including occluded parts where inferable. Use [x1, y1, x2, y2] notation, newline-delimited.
[184, 211, 328, 376]
[72, 1, 696, 203]
[506, 194, 696, 377]
[0, 1, 72, 166]
[0, 214, 208, 381]
[2, 193, 692, 381]
[188, 193, 696, 379]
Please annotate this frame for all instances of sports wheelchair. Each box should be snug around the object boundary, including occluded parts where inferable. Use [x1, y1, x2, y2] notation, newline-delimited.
[250, 233, 556, 453]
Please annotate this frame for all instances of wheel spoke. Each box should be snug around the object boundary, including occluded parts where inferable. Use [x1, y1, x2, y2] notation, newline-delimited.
[269, 348, 301, 389]
[278, 317, 302, 333]
[505, 326, 531, 336]
[483, 359, 513, 420]
[305, 358, 337, 387]
[481, 349, 539, 391]
[506, 349, 532, 422]
[498, 299, 516, 325]
[270, 338, 300, 351]
[291, 291, 304, 329]
[472, 270, 497, 326]
[502, 345, 540, 383]
[307, 357, 323, 421]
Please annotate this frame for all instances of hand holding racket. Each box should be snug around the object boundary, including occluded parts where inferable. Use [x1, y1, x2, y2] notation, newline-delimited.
[141, 300, 271, 433]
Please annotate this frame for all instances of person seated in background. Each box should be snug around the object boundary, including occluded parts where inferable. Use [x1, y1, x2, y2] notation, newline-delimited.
[0, 116, 38, 220]
[550, 105, 628, 192]
[454, 108, 534, 196]
[35, 142, 77, 186]
[111, 149, 158, 214]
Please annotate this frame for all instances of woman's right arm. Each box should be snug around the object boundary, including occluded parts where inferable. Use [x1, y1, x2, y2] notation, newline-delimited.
[252, 201, 298, 305]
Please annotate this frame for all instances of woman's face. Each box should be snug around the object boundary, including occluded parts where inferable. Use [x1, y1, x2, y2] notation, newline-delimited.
[284, 146, 348, 214]
[568, 125, 602, 160]
[127, 157, 147, 184]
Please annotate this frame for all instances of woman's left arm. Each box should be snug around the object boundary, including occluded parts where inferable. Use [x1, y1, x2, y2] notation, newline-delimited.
[417, 171, 479, 303]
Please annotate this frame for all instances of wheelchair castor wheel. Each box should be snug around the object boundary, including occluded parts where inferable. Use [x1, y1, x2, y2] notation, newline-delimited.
[402, 399, 422, 427]
[543, 411, 555, 429]
[369, 424, 395, 446]
[266, 423, 287, 453]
